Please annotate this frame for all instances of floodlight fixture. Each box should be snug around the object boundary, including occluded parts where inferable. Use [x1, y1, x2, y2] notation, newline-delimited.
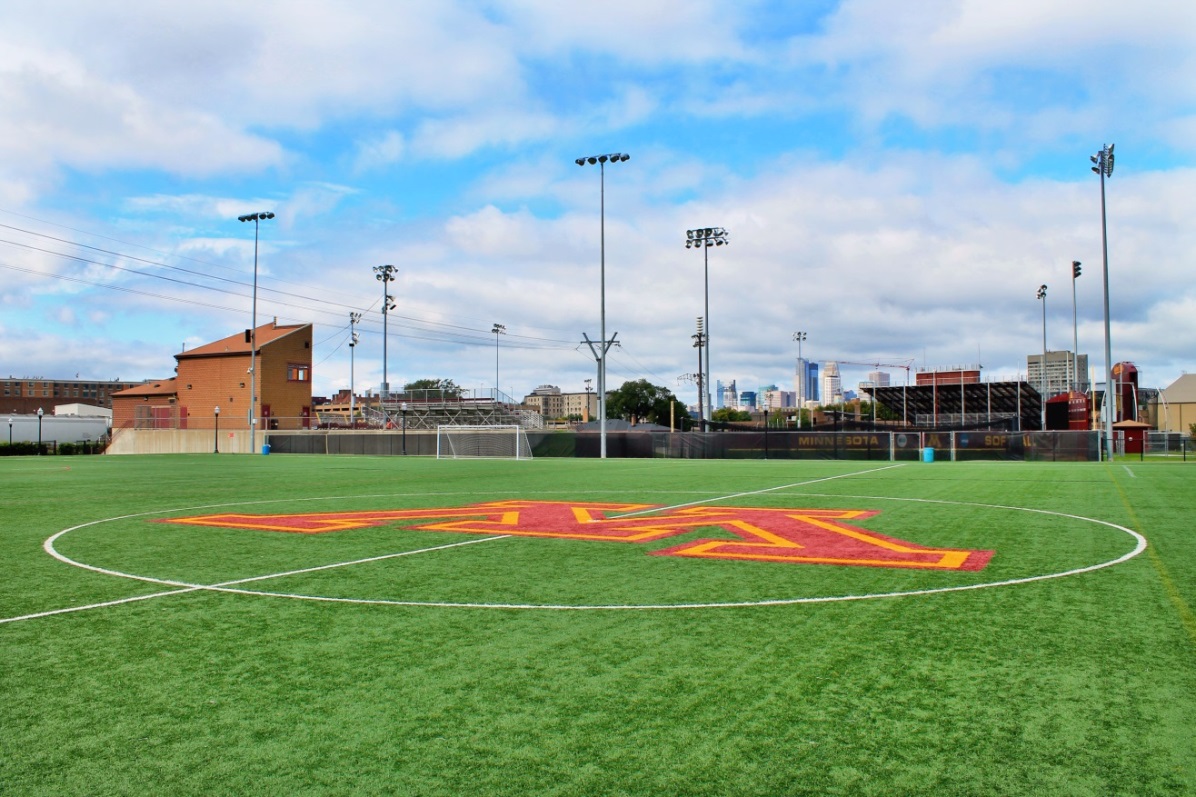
[1037, 284, 1048, 429]
[1070, 262, 1081, 393]
[1090, 143, 1115, 460]
[575, 151, 631, 458]
[685, 226, 730, 427]
[237, 208, 275, 455]
[492, 323, 506, 399]
[374, 265, 398, 400]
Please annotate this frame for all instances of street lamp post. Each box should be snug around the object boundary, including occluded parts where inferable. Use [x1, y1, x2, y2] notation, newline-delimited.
[401, 402, 408, 455]
[374, 265, 398, 402]
[237, 210, 275, 456]
[1071, 261, 1081, 395]
[686, 227, 729, 428]
[214, 406, 220, 453]
[492, 323, 506, 400]
[37, 407, 43, 454]
[1037, 284, 1048, 430]
[7, 416, 11, 447]
[575, 152, 630, 459]
[1090, 143, 1115, 460]
[793, 331, 807, 429]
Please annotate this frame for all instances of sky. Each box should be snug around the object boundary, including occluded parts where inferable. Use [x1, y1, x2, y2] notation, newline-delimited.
[1, 0, 1194, 410]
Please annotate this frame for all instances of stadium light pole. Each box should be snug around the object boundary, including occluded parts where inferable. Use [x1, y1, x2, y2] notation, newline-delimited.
[1070, 262, 1081, 395]
[492, 323, 506, 400]
[793, 331, 807, 429]
[575, 152, 629, 459]
[237, 210, 274, 456]
[692, 318, 706, 426]
[1037, 284, 1048, 429]
[349, 312, 361, 427]
[1091, 143, 1115, 460]
[374, 265, 398, 402]
[686, 227, 729, 429]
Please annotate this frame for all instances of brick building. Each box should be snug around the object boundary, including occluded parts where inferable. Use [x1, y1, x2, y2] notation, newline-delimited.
[3, 377, 144, 414]
[112, 321, 314, 431]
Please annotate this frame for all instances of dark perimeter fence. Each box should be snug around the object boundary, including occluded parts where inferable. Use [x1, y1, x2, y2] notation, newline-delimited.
[265, 429, 1104, 462]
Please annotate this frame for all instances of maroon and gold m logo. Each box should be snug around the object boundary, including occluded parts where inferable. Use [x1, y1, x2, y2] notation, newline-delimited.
[160, 501, 993, 571]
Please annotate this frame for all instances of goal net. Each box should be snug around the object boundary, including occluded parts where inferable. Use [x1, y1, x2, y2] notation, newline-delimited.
[436, 425, 534, 460]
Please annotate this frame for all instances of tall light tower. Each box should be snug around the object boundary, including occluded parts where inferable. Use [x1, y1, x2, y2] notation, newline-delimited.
[374, 265, 397, 402]
[686, 227, 729, 426]
[1037, 284, 1048, 429]
[1090, 143, 1115, 460]
[349, 312, 361, 426]
[575, 152, 630, 459]
[793, 331, 807, 429]
[492, 323, 506, 400]
[1070, 261, 1081, 394]
[237, 210, 275, 455]
[692, 318, 706, 427]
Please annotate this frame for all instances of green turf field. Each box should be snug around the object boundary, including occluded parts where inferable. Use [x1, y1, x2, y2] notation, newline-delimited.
[2, 454, 1193, 796]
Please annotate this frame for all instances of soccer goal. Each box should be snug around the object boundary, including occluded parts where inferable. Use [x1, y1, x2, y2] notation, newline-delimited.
[436, 425, 534, 460]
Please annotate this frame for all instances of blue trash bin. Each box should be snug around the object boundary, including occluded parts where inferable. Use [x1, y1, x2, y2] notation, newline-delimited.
[261, 443, 271, 455]
[921, 447, 934, 463]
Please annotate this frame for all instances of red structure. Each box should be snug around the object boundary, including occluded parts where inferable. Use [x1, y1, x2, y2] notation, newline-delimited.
[1111, 362, 1138, 422]
[915, 368, 981, 386]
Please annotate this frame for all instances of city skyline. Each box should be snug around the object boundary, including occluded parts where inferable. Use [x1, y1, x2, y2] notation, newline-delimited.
[1, 1, 1193, 409]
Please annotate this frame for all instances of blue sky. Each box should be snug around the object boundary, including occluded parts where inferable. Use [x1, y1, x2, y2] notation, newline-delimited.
[2, 0, 1194, 408]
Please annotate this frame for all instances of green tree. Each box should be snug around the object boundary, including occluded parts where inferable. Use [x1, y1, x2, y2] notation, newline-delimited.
[403, 378, 463, 398]
[606, 379, 679, 426]
[712, 407, 751, 422]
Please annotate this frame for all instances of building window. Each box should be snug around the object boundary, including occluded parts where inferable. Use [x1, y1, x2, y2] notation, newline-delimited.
[287, 364, 311, 382]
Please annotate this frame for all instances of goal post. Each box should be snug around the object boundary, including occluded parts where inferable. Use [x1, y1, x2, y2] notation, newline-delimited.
[436, 425, 533, 460]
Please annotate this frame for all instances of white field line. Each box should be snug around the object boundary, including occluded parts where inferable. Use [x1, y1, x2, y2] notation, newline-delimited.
[1122, 465, 1136, 478]
[6, 467, 1149, 617]
[1, 534, 508, 625]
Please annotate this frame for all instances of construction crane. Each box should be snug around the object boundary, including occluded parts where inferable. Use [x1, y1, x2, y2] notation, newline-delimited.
[823, 358, 915, 425]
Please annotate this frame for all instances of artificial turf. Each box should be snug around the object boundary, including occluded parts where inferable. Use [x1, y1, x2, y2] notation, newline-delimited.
[1, 454, 1193, 795]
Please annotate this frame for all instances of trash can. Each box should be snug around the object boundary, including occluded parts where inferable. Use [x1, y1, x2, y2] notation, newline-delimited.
[261, 443, 271, 455]
[921, 447, 934, 463]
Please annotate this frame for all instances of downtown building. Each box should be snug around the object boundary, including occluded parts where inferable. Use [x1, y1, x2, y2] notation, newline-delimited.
[1027, 351, 1089, 399]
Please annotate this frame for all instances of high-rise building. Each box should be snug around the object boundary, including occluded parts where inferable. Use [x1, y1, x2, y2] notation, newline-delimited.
[720, 379, 738, 410]
[794, 358, 821, 406]
[821, 362, 842, 405]
[866, 370, 891, 387]
[1027, 351, 1089, 398]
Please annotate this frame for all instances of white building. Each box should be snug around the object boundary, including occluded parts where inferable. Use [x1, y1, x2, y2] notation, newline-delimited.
[1027, 351, 1089, 398]
[821, 362, 842, 405]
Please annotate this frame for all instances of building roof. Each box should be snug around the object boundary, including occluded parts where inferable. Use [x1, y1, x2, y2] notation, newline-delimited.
[1161, 373, 1196, 403]
[178, 321, 308, 360]
[113, 378, 177, 398]
[867, 380, 1042, 429]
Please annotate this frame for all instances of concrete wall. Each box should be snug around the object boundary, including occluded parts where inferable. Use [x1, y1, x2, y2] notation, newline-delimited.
[107, 428, 257, 455]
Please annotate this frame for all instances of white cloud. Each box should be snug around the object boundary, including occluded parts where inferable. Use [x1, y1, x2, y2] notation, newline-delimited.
[353, 131, 406, 174]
